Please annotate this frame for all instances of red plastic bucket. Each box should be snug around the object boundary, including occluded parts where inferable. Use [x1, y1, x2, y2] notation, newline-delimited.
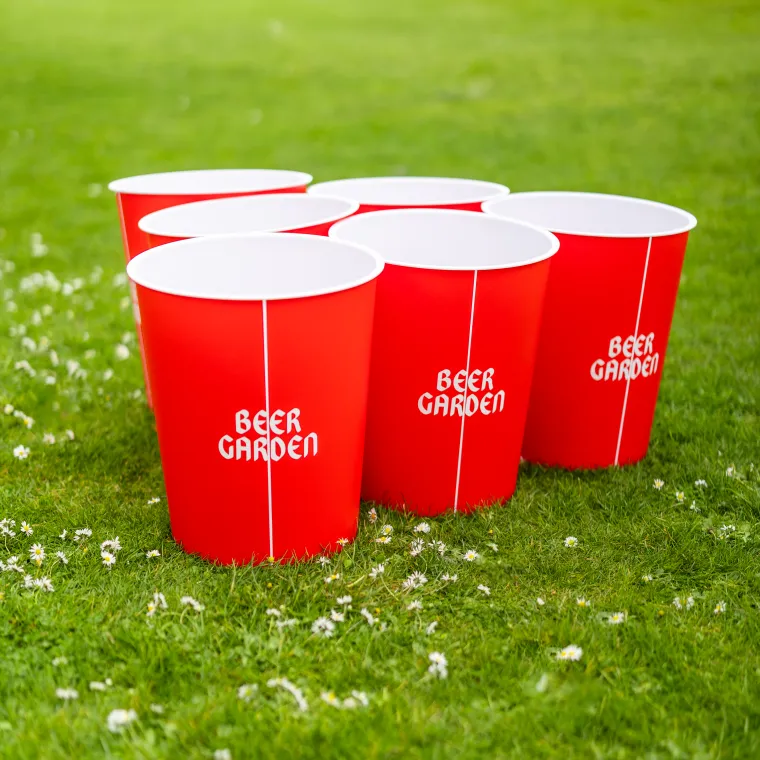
[137, 194, 358, 246]
[109, 169, 312, 406]
[126, 233, 383, 564]
[330, 209, 559, 516]
[483, 191, 697, 468]
[309, 176, 509, 213]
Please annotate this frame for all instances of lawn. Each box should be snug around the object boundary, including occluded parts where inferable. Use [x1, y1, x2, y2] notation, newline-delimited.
[0, 0, 759, 757]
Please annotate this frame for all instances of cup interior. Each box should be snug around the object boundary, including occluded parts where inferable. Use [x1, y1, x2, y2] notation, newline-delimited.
[483, 192, 697, 238]
[138, 194, 358, 238]
[126, 233, 383, 301]
[329, 209, 558, 271]
[108, 169, 313, 196]
[309, 176, 509, 207]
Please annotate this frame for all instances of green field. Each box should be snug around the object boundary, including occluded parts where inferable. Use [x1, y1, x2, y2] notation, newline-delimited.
[1, 0, 759, 757]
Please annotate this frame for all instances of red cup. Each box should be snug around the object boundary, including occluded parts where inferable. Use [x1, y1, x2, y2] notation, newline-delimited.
[109, 169, 313, 407]
[308, 176, 509, 213]
[483, 191, 698, 469]
[126, 233, 383, 564]
[330, 209, 559, 516]
[137, 194, 359, 246]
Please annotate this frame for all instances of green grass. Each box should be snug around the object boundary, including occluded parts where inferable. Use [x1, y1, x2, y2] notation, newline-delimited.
[0, 0, 759, 757]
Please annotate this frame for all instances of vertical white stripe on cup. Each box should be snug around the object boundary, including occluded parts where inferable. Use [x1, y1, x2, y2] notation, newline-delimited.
[262, 300, 274, 558]
[454, 270, 478, 511]
[614, 237, 653, 466]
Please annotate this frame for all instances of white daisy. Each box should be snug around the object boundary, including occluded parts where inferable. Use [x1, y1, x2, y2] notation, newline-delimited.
[13, 445, 30, 460]
[180, 595, 204, 612]
[653, 479, 664, 490]
[537, 597, 545, 606]
[55, 687, 78, 700]
[642, 574, 654, 582]
[311, 617, 335, 637]
[329, 609, 345, 622]
[56, 551, 68, 564]
[336, 595, 352, 606]
[407, 600, 423, 611]
[695, 479, 707, 487]
[576, 597, 591, 608]
[441, 573, 458, 582]
[317, 555, 330, 565]
[29, 543, 45, 562]
[463, 549, 479, 561]
[147, 497, 160, 504]
[714, 601, 726, 615]
[35, 577, 54, 592]
[237, 684, 258, 702]
[42, 433, 56, 445]
[64, 429, 75, 441]
[100, 537, 121, 553]
[426, 621, 438, 635]
[101, 551, 116, 568]
[3, 404, 13, 415]
[265, 608, 282, 617]
[106, 708, 138, 733]
[675, 491, 685, 503]
[477, 584, 491, 596]
[556, 645, 583, 662]
[146, 549, 160, 558]
[375, 535, 391, 545]
[367, 507, 378, 523]
[275, 618, 298, 629]
[410, 538, 425, 556]
[267, 677, 308, 713]
[324, 573, 341, 584]
[428, 651, 448, 679]
[359, 608, 377, 626]
[369, 563, 385, 578]
[726, 466, 736, 477]
[214, 750, 232, 760]
[564, 536, 578, 548]
[89, 681, 109, 692]
[413, 522, 431, 534]
[607, 612, 626, 625]
[380, 524, 393, 536]
[20, 521, 33, 536]
[402, 571, 428, 590]
[115, 344, 130, 360]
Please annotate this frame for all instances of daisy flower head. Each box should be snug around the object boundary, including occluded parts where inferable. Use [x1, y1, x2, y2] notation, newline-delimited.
[576, 597, 591, 608]
[564, 536, 578, 548]
[147, 497, 160, 505]
[426, 621, 438, 635]
[367, 507, 378, 523]
[410, 538, 425, 556]
[375, 535, 391, 545]
[146, 601, 157, 617]
[330, 609, 345, 622]
[311, 617, 336, 637]
[324, 573, 341, 584]
[153, 592, 168, 609]
[3, 404, 13, 415]
[336, 595, 352, 606]
[149, 703, 163, 714]
[146, 549, 160, 558]
[675, 491, 685, 503]
[463, 549, 479, 562]
[106, 708, 138, 733]
[686, 596, 695, 610]
[55, 687, 79, 701]
[275, 618, 298, 629]
[726, 465, 736, 477]
[89, 681, 109, 692]
[115, 344, 130, 361]
[214, 750, 232, 760]
[414, 522, 431, 534]
[428, 651, 448, 679]
[52, 656, 68, 667]
[477, 584, 491, 596]
[359, 608, 377, 626]
[336, 537, 349, 547]
[714, 601, 726, 615]
[369, 563, 385, 578]
[351, 690, 369, 707]
[642, 574, 654, 582]
[381, 524, 393, 536]
[64, 429, 75, 441]
[537, 597, 546, 606]
[267, 677, 308, 713]
[101, 551, 116, 568]
[402, 571, 428, 590]
[180, 595, 204, 612]
[237, 684, 258, 702]
[13, 445, 30, 460]
[689, 502, 701, 513]
[317, 555, 331, 566]
[607, 612, 626, 625]
[56, 551, 68, 564]
[556, 645, 583, 662]
[73, 528, 92, 541]
[321, 691, 340, 707]
[487, 542, 499, 552]
[35, 577, 54, 592]
[43, 433, 56, 445]
[407, 600, 423, 611]
[29, 543, 45, 562]
[653, 479, 665, 490]
[266, 608, 282, 617]
[21, 521, 33, 536]
[695, 479, 708, 487]
[441, 572, 458, 582]
[22, 415, 34, 429]
[100, 537, 121, 553]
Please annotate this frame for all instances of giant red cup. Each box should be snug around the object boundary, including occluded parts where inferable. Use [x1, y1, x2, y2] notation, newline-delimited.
[109, 169, 312, 406]
[330, 209, 559, 516]
[126, 233, 383, 564]
[483, 191, 698, 469]
[309, 176, 509, 213]
[137, 194, 359, 246]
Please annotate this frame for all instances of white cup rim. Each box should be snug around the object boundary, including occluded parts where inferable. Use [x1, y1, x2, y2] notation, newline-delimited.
[308, 176, 510, 207]
[108, 169, 313, 197]
[483, 191, 698, 239]
[137, 194, 360, 238]
[126, 232, 384, 301]
[329, 208, 559, 271]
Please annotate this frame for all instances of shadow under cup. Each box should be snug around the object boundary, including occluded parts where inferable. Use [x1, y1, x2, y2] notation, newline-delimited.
[483, 191, 698, 469]
[330, 209, 559, 516]
[126, 233, 383, 565]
